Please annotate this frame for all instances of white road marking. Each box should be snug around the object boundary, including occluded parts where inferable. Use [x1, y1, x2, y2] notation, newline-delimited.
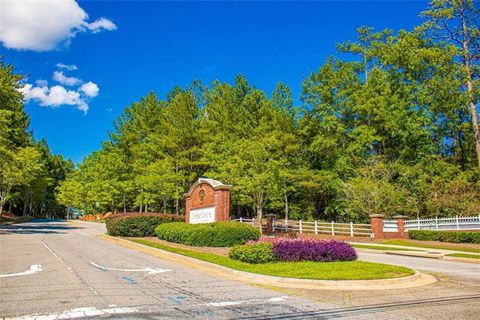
[90, 261, 171, 274]
[0, 264, 42, 278]
[204, 296, 289, 307]
[5, 306, 139, 320]
[42, 242, 100, 297]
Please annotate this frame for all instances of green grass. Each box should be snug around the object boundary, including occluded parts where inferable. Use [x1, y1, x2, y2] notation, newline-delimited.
[352, 244, 422, 252]
[0, 216, 33, 225]
[381, 239, 480, 254]
[446, 253, 480, 259]
[131, 239, 414, 280]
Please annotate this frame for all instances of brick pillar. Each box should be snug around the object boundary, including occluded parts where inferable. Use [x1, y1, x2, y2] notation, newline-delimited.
[215, 190, 230, 222]
[370, 214, 384, 240]
[394, 215, 408, 238]
[185, 197, 191, 223]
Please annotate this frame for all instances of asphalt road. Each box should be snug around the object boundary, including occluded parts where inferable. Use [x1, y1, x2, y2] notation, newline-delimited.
[1, 220, 479, 320]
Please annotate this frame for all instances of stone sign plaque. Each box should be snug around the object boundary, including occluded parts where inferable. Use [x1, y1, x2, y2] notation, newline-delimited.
[184, 178, 232, 224]
[189, 206, 216, 224]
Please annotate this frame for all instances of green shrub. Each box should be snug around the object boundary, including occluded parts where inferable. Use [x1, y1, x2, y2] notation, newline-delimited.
[106, 213, 183, 237]
[155, 222, 260, 247]
[408, 230, 480, 244]
[229, 242, 276, 264]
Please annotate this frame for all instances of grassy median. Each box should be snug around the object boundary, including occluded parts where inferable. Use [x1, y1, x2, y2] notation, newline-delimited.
[446, 253, 480, 260]
[381, 240, 480, 253]
[352, 244, 421, 251]
[130, 239, 415, 280]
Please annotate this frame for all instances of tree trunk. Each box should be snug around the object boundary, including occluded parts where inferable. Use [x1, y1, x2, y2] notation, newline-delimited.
[284, 180, 289, 220]
[461, 7, 480, 167]
[123, 192, 126, 213]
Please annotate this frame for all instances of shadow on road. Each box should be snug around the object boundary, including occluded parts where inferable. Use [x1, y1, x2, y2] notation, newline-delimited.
[0, 219, 82, 235]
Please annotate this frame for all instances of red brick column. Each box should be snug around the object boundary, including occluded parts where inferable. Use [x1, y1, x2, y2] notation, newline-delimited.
[185, 196, 191, 223]
[394, 215, 408, 238]
[215, 189, 230, 222]
[370, 214, 384, 240]
[265, 214, 276, 234]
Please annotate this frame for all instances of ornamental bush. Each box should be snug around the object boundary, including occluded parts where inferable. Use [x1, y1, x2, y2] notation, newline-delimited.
[408, 230, 480, 244]
[229, 242, 276, 264]
[272, 239, 357, 262]
[155, 222, 260, 247]
[106, 212, 183, 237]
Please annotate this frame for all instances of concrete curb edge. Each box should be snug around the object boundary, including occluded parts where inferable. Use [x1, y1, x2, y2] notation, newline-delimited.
[99, 234, 437, 291]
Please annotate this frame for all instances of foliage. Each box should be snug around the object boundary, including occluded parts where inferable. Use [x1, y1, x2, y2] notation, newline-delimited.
[229, 242, 276, 264]
[49, 0, 479, 221]
[106, 212, 183, 237]
[408, 230, 480, 244]
[132, 239, 414, 280]
[155, 222, 260, 247]
[271, 239, 357, 262]
[0, 60, 72, 218]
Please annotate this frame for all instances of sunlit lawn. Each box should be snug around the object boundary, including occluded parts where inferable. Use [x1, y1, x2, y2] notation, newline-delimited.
[131, 239, 414, 280]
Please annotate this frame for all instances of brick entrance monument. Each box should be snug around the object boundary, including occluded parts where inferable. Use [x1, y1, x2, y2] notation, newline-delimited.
[184, 177, 232, 224]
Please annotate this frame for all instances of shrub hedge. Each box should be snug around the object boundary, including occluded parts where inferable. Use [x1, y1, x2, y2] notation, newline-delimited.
[106, 212, 183, 237]
[229, 242, 276, 263]
[155, 222, 260, 247]
[408, 230, 480, 244]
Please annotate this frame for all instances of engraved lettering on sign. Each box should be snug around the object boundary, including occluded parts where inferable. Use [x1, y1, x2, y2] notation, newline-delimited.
[189, 206, 215, 224]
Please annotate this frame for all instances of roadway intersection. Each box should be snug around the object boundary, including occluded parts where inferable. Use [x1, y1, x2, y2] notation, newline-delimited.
[1, 220, 479, 319]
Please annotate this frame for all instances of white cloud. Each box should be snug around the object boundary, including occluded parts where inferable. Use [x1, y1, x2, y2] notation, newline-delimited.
[35, 79, 48, 87]
[56, 63, 78, 71]
[85, 18, 117, 34]
[0, 0, 117, 51]
[53, 71, 82, 86]
[79, 81, 99, 98]
[20, 84, 89, 113]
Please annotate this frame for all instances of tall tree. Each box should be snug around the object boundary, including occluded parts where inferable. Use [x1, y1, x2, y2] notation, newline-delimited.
[421, 0, 480, 166]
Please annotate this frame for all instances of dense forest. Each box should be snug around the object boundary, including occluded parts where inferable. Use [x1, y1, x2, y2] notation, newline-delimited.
[0, 62, 73, 219]
[2, 0, 479, 222]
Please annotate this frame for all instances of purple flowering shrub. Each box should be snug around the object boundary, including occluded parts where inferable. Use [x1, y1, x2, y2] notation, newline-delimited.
[272, 239, 357, 262]
[232, 237, 357, 263]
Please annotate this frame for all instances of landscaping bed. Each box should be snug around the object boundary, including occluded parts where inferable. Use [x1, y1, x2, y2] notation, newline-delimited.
[130, 238, 414, 280]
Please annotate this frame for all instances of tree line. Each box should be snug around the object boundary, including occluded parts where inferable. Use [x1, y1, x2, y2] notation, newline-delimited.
[2, 0, 479, 222]
[0, 62, 73, 219]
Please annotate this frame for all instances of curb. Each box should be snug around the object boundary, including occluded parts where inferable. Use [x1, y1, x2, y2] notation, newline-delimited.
[442, 255, 480, 264]
[99, 235, 437, 291]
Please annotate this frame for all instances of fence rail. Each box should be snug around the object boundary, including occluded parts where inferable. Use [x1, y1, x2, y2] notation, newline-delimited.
[233, 218, 372, 237]
[402, 215, 480, 231]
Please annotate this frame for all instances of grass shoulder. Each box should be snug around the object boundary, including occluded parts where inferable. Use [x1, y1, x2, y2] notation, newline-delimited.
[381, 239, 480, 253]
[445, 253, 480, 259]
[131, 239, 414, 280]
[352, 244, 421, 251]
[0, 216, 33, 225]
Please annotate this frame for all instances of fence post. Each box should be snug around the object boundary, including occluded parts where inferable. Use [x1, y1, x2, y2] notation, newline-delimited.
[314, 220, 318, 235]
[299, 220, 303, 234]
[350, 221, 354, 237]
[252, 217, 255, 226]
[331, 221, 335, 236]
[394, 215, 407, 238]
[369, 214, 384, 240]
[240, 217, 243, 223]
[456, 215, 459, 230]
[435, 217, 438, 230]
[417, 217, 420, 230]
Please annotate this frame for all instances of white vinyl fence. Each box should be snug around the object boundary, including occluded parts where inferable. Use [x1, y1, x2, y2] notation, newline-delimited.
[403, 215, 480, 231]
[233, 217, 372, 237]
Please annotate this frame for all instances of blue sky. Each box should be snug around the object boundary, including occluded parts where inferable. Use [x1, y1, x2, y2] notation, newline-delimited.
[2, 1, 428, 164]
